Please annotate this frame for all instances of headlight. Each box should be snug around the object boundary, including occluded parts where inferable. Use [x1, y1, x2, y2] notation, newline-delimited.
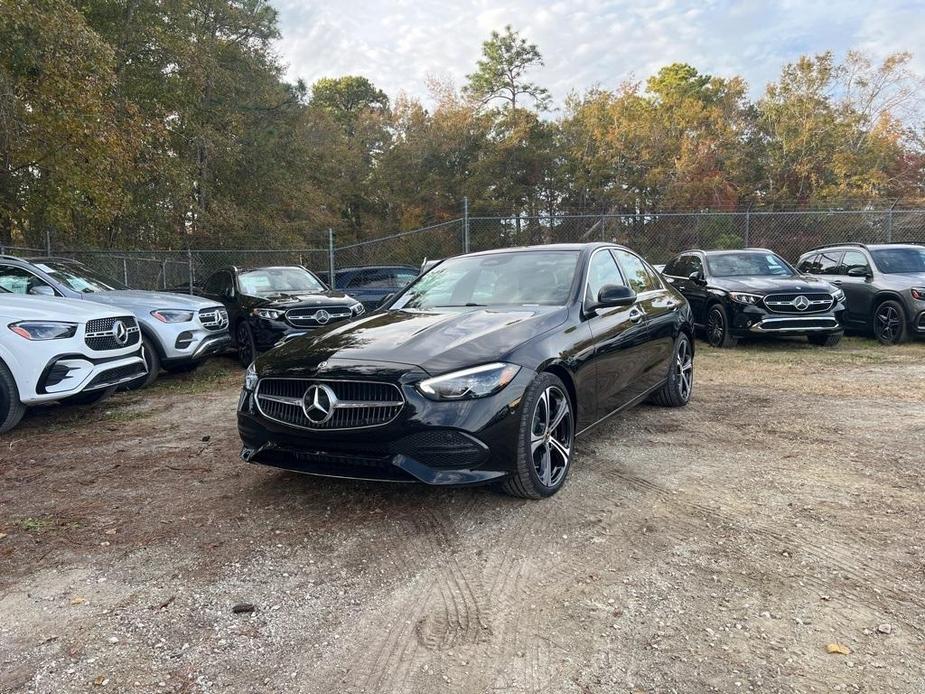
[151, 309, 194, 323]
[832, 288, 846, 303]
[8, 321, 78, 341]
[911, 287, 925, 301]
[729, 292, 763, 305]
[244, 362, 258, 391]
[252, 308, 283, 320]
[350, 302, 365, 316]
[417, 362, 520, 401]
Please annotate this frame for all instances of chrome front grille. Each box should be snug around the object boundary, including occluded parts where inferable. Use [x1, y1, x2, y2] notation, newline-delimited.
[84, 316, 141, 351]
[285, 306, 352, 328]
[763, 293, 834, 314]
[255, 378, 403, 430]
[199, 307, 229, 331]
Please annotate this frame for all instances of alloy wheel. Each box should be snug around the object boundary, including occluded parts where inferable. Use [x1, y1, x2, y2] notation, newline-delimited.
[237, 324, 254, 366]
[875, 304, 901, 344]
[530, 385, 572, 488]
[676, 339, 693, 401]
[707, 309, 725, 347]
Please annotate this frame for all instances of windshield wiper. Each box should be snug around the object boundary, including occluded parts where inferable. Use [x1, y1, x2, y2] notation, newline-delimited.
[433, 303, 487, 307]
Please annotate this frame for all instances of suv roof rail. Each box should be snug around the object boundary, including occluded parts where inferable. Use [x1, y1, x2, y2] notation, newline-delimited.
[0, 254, 24, 261]
[743, 247, 774, 253]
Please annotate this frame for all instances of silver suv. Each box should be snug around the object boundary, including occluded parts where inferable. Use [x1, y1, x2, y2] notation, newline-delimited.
[797, 243, 925, 344]
[0, 256, 230, 386]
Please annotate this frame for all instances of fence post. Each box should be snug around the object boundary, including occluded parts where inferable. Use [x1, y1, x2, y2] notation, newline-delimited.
[886, 204, 894, 243]
[161, 260, 167, 289]
[187, 249, 193, 295]
[327, 228, 335, 283]
[45, 228, 51, 256]
[463, 197, 470, 253]
[122, 257, 128, 286]
[744, 208, 751, 248]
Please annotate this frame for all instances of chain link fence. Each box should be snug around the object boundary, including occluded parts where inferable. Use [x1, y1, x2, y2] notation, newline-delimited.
[2, 209, 922, 291]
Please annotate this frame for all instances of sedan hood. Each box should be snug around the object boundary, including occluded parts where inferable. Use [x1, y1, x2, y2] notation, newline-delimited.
[85, 290, 221, 310]
[711, 275, 835, 294]
[256, 306, 569, 377]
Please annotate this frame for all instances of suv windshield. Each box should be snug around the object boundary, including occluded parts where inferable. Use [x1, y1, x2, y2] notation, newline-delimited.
[34, 261, 126, 292]
[706, 252, 794, 278]
[238, 267, 325, 296]
[392, 251, 579, 310]
[870, 247, 925, 274]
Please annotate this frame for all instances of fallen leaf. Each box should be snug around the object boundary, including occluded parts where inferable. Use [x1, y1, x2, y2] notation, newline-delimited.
[826, 643, 851, 655]
[71, 596, 86, 605]
[0, 533, 7, 540]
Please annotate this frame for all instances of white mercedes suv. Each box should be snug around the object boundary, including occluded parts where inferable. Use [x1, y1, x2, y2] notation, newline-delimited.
[0, 294, 147, 433]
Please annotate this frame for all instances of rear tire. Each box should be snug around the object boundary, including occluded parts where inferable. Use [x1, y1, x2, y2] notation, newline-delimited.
[126, 335, 160, 390]
[0, 360, 26, 434]
[706, 305, 738, 348]
[501, 372, 574, 499]
[808, 333, 842, 347]
[649, 333, 694, 407]
[872, 300, 907, 345]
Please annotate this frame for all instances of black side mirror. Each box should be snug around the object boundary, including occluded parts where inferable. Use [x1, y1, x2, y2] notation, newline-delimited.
[688, 271, 707, 285]
[846, 266, 871, 277]
[593, 284, 637, 310]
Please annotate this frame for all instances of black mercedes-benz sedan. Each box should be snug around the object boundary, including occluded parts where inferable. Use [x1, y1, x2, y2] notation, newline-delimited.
[661, 249, 846, 348]
[238, 244, 695, 498]
[199, 266, 365, 366]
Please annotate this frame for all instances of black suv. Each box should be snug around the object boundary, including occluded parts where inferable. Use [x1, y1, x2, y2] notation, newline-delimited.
[199, 266, 364, 365]
[797, 243, 925, 345]
[662, 249, 845, 348]
[318, 265, 419, 311]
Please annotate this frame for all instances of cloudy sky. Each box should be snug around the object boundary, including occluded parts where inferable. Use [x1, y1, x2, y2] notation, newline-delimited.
[272, 0, 925, 107]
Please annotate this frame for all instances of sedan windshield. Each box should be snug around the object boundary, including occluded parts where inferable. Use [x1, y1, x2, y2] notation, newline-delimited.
[34, 261, 126, 292]
[392, 251, 579, 310]
[870, 247, 925, 274]
[706, 252, 794, 278]
[238, 267, 325, 296]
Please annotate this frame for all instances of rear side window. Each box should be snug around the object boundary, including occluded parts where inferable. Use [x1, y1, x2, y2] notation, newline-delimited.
[613, 250, 661, 293]
[797, 254, 818, 273]
[814, 251, 844, 275]
[663, 256, 685, 277]
[841, 250, 870, 274]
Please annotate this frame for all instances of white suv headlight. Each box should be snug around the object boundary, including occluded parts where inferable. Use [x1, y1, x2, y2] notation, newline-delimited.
[417, 363, 520, 401]
[9, 321, 78, 340]
[151, 309, 194, 323]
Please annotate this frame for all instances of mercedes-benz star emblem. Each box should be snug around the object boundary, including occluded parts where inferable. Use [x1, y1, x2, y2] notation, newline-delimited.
[111, 320, 129, 345]
[302, 384, 337, 424]
[793, 295, 810, 311]
[313, 309, 331, 325]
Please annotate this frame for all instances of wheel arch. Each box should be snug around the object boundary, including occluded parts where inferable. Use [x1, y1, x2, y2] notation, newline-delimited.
[138, 321, 167, 360]
[540, 362, 578, 414]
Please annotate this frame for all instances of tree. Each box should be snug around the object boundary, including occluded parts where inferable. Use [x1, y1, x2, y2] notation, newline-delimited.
[464, 25, 550, 111]
[310, 76, 389, 126]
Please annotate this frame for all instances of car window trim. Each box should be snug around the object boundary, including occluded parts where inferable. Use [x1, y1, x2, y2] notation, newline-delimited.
[582, 247, 628, 313]
[611, 248, 665, 293]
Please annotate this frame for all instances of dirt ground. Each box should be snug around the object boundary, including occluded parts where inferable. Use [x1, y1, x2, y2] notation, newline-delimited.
[1, 337, 924, 694]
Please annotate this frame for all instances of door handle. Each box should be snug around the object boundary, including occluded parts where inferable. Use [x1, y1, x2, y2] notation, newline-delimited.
[831, 279, 843, 285]
[629, 307, 645, 323]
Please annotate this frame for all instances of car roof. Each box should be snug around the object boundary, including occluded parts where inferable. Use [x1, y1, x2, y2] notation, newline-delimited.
[461, 243, 636, 258]
[335, 265, 418, 273]
[799, 242, 923, 257]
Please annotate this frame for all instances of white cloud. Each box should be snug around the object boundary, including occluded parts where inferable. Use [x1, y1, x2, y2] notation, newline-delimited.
[272, 0, 925, 106]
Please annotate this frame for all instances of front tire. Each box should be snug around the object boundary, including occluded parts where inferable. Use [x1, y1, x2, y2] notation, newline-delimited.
[0, 360, 26, 434]
[706, 305, 738, 348]
[236, 322, 257, 368]
[873, 300, 907, 345]
[501, 373, 574, 499]
[126, 335, 160, 390]
[808, 333, 842, 347]
[649, 333, 694, 407]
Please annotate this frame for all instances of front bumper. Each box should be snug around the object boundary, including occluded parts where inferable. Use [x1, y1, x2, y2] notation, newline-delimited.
[29, 352, 147, 404]
[728, 304, 845, 337]
[155, 324, 231, 365]
[236, 367, 535, 486]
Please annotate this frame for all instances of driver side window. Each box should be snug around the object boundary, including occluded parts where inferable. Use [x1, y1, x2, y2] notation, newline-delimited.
[0, 265, 55, 295]
[841, 251, 870, 275]
[585, 250, 624, 304]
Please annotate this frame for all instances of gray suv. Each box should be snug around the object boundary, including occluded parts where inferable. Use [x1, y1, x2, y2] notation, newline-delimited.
[797, 243, 925, 344]
[0, 256, 230, 386]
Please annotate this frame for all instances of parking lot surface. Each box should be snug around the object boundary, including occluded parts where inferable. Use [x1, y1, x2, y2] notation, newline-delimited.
[1, 339, 924, 693]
